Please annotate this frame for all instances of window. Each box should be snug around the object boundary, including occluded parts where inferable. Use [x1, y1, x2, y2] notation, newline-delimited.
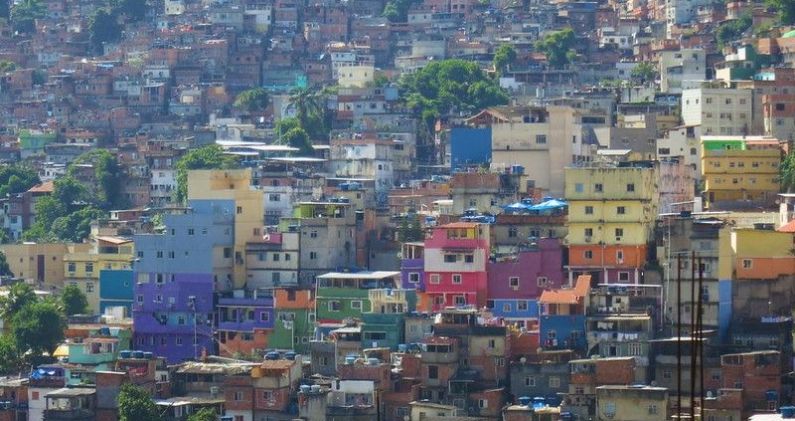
[429, 274, 440, 284]
[575, 183, 584, 193]
[408, 273, 420, 283]
[262, 391, 273, 401]
[188, 228, 195, 235]
[585, 206, 593, 215]
[160, 336, 167, 346]
[68, 262, 76, 272]
[351, 300, 362, 310]
[584, 250, 593, 259]
[269, 194, 280, 202]
[444, 254, 457, 263]
[285, 253, 291, 261]
[452, 274, 462, 284]
[537, 276, 548, 287]
[234, 391, 244, 401]
[626, 183, 635, 192]
[663, 369, 672, 379]
[595, 183, 603, 192]
[309, 251, 317, 260]
[618, 272, 630, 282]
[615, 228, 624, 238]
[509, 277, 519, 288]
[617, 250, 624, 262]
[617, 206, 626, 215]
[310, 230, 318, 238]
[328, 301, 341, 311]
[177, 315, 185, 325]
[155, 294, 163, 303]
[176, 337, 183, 346]
[168, 251, 175, 259]
[223, 248, 232, 258]
[86, 283, 94, 293]
[549, 376, 561, 388]
[260, 312, 269, 322]
[273, 253, 280, 262]
[648, 404, 658, 415]
[464, 255, 474, 263]
[585, 228, 593, 237]
[488, 339, 496, 348]
[525, 376, 536, 387]
[85, 263, 94, 273]
[428, 365, 438, 379]
[503, 303, 511, 312]
[535, 134, 547, 144]
[478, 399, 488, 409]
[508, 226, 518, 237]
[236, 206, 242, 214]
[454, 295, 466, 305]
[518, 300, 528, 311]
[137, 295, 144, 303]
[742, 259, 752, 269]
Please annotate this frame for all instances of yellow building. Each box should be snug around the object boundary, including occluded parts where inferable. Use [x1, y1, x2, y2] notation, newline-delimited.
[0, 242, 69, 288]
[701, 136, 782, 207]
[187, 169, 264, 290]
[729, 225, 795, 280]
[565, 163, 658, 284]
[64, 236, 134, 314]
[596, 385, 668, 421]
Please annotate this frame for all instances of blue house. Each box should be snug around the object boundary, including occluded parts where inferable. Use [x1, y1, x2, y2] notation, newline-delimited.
[99, 269, 134, 315]
[538, 275, 590, 353]
[490, 298, 539, 329]
[450, 127, 491, 170]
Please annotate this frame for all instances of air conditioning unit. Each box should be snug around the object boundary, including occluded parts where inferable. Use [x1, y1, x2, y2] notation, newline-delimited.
[615, 237, 622, 242]
[585, 236, 592, 243]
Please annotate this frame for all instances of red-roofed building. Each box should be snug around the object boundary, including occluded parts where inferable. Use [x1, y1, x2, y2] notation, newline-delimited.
[538, 275, 591, 353]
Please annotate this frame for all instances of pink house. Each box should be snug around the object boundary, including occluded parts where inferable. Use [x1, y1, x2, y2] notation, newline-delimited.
[423, 222, 490, 311]
[486, 238, 565, 301]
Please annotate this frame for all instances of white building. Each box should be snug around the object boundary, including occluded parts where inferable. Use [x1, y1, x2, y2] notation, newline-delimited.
[681, 87, 753, 135]
[656, 125, 702, 175]
[659, 49, 706, 93]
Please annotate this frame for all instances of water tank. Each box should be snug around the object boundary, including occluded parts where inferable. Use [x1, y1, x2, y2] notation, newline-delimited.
[300, 385, 311, 394]
[345, 356, 356, 365]
[397, 344, 407, 353]
[143, 352, 153, 359]
[518, 396, 531, 406]
[511, 165, 524, 175]
[310, 385, 321, 393]
[367, 358, 380, 366]
[781, 406, 795, 418]
[284, 351, 297, 360]
[132, 351, 144, 359]
[119, 350, 131, 359]
[265, 351, 280, 360]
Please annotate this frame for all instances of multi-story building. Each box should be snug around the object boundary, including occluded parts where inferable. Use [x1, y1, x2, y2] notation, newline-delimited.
[565, 162, 658, 284]
[361, 288, 416, 349]
[656, 125, 701, 176]
[538, 275, 590, 353]
[422, 222, 490, 311]
[482, 106, 596, 198]
[595, 385, 668, 421]
[763, 94, 795, 141]
[245, 231, 300, 290]
[1, 242, 69, 288]
[133, 200, 235, 363]
[329, 132, 394, 203]
[315, 271, 399, 322]
[270, 288, 315, 353]
[586, 284, 657, 358]
[565, 356, 647, 418]
[658, 49, 706, 93]
[681, 87, 753, 136]
[701, 136, 782, 208]
[216, 291, 274, 358]
[64, 235, 135, 314]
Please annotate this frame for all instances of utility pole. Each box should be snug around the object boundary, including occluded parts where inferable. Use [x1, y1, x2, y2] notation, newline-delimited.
[676, 254, 682, 416]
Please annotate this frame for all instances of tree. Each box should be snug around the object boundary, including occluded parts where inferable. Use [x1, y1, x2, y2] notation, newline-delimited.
[119, 383, 161, 421]
[187, 408, 217, 421]
[631, 61, 657, 84]
[51, 207, 104, 243]
[288, 87, 328, 140]
[493, 44, 517, 75]
[234, 87, 270, 114]
[89, 9, 122, 51]
[0, 252, 12, 278]
[175, 145, 238, 203]
[274, 117, 301, 138]
[535, 28, 577, 68]
[69, 150, 124, 209]
[281, 127, 313, 155]
[767, 0, 795, 24]
[0, 165, 40, 197]
[10, 0, 45, 34]
[61, 284, 88, 316]
[0, 60, 15, 73]
[52, 175, 89, 210]
[382, 0, 419, 22]
[0, 335, 20, 374]
[781, 151, 795, 192]
[12, 299, 65, 357]
[0, 282, 36, 325]
[715, 13, 752, 48]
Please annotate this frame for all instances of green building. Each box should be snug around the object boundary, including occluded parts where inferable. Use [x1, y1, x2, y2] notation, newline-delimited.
[315, 271, 400, 322]
[269, 308, 314, 353]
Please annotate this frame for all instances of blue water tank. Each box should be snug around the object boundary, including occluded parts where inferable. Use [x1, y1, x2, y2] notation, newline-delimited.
[284, 351, 297, 360]
[132, 351, 144, 359]
[265, 352, 280, 360]
[143, 352, 154, 359]
[119, 350, 131, 359]
[781, 406, 795, 418]
[518, 396, 531, 406]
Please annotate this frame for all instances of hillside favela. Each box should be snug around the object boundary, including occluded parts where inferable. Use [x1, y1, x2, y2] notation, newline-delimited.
[3, 0, 795, 420]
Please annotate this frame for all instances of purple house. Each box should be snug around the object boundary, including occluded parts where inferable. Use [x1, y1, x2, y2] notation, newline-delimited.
[400, 242, 425, 291]
[216, 293, 274, 357]
[133, 200, 235, 363]
[487, 238, 565, 326]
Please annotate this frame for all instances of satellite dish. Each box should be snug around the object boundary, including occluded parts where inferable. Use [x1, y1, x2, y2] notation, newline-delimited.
[520, 357, 527, 364]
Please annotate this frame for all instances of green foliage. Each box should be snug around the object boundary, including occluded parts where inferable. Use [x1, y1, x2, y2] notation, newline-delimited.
[631, 61, 657, 84]
[187, 407, 218, 421]
[175, 145, 238, 203]
[493, 44, 517, 75]
[0, 60, 15, 73]
[0, 335, 20, 374]
[23, 175, 103, 243]
[53, 175, 89, 209]
[535, 28, 577, 68]
[281, 127, 313, 155]
[0, 252, 12, 277]
[89, 8, 122, 51]
[61, 284, 88, 316]
[52, 207, 104, 243]
[69, 150, 125, 209]
[0, 282, 36, 324]
[12, 299, 65, 357]
[781, 151, 795, 192]
[716, 13, 752, 48]
[10, 0, 45, 34]
[400, 59, 509, 130]
[372, 74, 390, 88]
[234, 87, 270, 114]
[397, 215, 424, 242]
[767, 0, 795, 24]
[0, 165, 40, 197]
[119, 383, 161, 421]
[382, 0, 419, 22]
[109, 0, 146, 21]
[288, 87, 328, 141]
[275, 117, 301, 138]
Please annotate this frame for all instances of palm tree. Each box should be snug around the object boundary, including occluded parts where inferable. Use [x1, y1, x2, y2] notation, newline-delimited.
[0, 282, 37, 329]
[288, 87, 323, 125]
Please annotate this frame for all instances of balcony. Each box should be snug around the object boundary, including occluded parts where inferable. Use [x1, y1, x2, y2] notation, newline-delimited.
[217, 320, 272, 332]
